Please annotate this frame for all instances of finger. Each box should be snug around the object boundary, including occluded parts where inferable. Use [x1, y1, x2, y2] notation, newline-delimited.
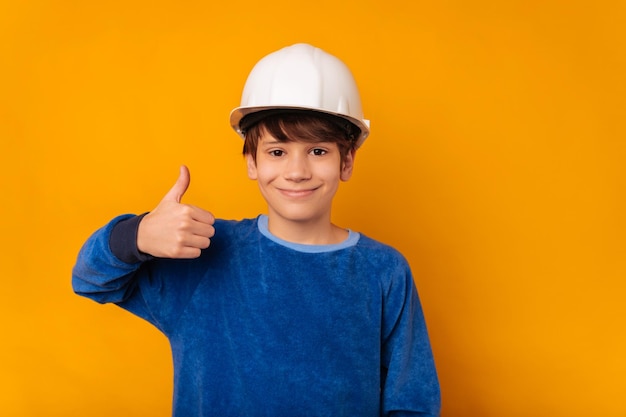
[174, 246, 203, 259]
[187, 205, 215, 225]
[187, 222, 215, 239]
[183, 234, 212, 250]
[162, 165, 191, 203]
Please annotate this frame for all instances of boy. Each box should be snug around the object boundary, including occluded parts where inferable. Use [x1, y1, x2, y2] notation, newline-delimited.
[73, 43, 441, 416]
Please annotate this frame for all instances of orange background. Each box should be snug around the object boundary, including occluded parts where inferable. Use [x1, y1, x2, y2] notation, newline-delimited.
[1, 1, 625, 416]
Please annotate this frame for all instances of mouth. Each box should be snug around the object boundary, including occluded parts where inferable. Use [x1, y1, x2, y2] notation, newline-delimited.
[277, 187, 318, 198]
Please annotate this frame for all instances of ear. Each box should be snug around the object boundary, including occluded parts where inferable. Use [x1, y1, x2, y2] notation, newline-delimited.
[340, 149, 356, 182]
[245, 153, 258, 180]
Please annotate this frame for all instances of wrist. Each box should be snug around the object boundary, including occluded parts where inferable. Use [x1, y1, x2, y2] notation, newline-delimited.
[110, 213, 153, 263]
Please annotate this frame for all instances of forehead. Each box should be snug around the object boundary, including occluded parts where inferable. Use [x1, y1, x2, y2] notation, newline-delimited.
[257, 130, 338, 146]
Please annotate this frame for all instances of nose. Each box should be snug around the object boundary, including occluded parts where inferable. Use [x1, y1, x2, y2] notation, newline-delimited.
[283, 152, 311, 182]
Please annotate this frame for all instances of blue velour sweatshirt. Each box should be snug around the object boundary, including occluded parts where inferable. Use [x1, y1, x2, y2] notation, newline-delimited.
[72, 214, 441, 417]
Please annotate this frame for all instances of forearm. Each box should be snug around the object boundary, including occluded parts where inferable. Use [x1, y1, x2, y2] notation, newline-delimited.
[72, 214, 147, 304]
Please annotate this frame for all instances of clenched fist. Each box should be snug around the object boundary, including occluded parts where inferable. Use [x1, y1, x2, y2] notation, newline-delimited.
[137, 165, 215, 259]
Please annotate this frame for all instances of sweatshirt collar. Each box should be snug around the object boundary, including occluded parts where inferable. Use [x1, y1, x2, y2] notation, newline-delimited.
[257, 214, 360, 253]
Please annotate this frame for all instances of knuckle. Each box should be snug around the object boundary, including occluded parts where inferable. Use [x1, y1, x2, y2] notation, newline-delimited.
[174, 233, 186, 245]
[176, 206, 193, 221]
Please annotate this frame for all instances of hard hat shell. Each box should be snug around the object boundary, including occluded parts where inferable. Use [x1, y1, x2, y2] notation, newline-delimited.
[229, 43, 370, 148]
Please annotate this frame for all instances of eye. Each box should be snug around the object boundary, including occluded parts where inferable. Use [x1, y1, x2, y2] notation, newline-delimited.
[269, 149, 284, 157]
[311, 148, 327, 156]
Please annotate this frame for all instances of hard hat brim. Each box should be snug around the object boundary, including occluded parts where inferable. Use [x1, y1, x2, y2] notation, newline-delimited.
[230, 105, 370, 148]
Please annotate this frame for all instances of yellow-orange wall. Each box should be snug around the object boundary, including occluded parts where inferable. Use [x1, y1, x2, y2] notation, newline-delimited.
[1, 1, 625, 416]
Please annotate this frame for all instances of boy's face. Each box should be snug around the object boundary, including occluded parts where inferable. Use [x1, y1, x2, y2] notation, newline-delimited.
[246, 131, 354, 226]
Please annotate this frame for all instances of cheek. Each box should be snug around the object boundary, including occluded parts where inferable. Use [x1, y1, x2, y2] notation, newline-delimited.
[253, 163, 277, 182]
[317, 163, 343, 183]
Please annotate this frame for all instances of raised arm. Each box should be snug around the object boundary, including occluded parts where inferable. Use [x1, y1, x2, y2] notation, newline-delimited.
[72, 165, 215, 305]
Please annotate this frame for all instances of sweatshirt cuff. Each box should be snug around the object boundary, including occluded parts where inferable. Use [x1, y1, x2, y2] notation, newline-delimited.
[109, 213, 154, 264]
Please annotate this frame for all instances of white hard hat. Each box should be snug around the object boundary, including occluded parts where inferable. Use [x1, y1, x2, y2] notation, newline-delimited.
[229, 43, 370, 148]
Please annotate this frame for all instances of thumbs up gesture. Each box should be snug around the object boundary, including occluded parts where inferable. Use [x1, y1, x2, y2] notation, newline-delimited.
[137, 165, 215, 259]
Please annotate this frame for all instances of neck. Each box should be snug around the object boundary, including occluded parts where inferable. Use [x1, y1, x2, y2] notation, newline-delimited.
[266, 214, 348, 245]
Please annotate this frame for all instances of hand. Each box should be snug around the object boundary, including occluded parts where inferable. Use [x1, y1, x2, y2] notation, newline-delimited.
[137, 165, 215, 259]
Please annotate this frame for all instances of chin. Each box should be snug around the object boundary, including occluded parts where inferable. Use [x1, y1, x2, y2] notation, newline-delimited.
[271, 208, 328, 224]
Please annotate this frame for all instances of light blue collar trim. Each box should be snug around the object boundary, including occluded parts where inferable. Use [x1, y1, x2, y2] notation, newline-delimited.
[257, 215, 360, 253]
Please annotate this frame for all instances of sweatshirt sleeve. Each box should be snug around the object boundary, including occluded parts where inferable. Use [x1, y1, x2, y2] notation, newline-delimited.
[380, 261, 442, 417]
[72, 214, 146, 305]
[72, 214, 211, 335]
[108, 213, 152, 264]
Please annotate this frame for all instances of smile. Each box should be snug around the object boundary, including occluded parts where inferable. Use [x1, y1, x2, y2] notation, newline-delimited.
[277, 187, 318, 198]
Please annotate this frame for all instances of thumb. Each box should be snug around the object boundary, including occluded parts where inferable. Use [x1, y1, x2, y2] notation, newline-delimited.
[162, 165, 190, 203]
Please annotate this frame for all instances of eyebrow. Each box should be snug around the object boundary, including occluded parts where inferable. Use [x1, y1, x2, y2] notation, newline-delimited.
[260, 140, 282, 145]
[260, 139, 335, 147]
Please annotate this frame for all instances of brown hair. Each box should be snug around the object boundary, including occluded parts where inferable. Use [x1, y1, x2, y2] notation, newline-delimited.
[242, 111, 359, 162]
